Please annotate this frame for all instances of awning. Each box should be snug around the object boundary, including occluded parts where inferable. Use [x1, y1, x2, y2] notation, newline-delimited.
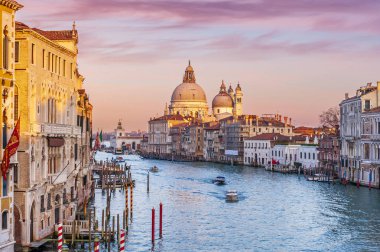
[48, 137, 65, 147]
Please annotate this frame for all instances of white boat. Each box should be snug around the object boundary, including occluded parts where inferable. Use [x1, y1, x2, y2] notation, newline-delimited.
[150, 166, 159, 172]
[226, 190, 238, 202]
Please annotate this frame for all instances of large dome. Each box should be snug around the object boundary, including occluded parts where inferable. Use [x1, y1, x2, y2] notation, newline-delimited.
[171, 82, 207, 102]
[212, 92, 233, 108]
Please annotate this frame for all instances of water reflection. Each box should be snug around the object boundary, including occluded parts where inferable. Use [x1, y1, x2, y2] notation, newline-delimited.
[93, 153, 380, 252]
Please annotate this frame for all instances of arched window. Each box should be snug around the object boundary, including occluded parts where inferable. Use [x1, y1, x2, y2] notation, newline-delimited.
[3, 26, 9, 70]
[2, 211, 8, 229]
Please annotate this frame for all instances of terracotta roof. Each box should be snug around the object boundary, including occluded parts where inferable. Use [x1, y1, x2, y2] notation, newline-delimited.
[246, 133, 289, 141]
[16, 21, 77, 41]
[1, 0, 23, 10]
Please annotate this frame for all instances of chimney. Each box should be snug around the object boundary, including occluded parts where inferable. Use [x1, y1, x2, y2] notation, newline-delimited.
[345, 93, 349, 99]
[279, 115, 282, 122]
[289, 118, 292, 126]
[284, 116, 288, 126]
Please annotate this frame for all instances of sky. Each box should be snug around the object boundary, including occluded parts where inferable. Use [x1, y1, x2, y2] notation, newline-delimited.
[17, 0, 380, 132]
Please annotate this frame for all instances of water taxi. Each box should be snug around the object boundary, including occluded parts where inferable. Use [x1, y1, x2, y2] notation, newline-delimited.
[213, 176, 226, 185]
[150, 166, 159, 172]
[226, 190, 238, 202]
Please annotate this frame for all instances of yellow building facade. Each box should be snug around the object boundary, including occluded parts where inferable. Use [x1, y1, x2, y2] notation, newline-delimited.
[14, 21, 92, 246]
[0, 1, 23, 251]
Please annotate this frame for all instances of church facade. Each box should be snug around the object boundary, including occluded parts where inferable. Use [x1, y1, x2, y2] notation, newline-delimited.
[144, 62, 294, 164]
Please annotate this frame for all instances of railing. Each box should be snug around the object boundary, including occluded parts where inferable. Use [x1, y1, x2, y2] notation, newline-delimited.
[48, 170, 67, 185]
[31, 123, 81, 136]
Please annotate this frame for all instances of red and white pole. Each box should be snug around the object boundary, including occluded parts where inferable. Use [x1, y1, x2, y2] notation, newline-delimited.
[57, 223, 63, 252]
[152, 208, 155, 244]
[159, 202, 163, 239]
[94, 237, 100, 252]
[119, 229, 125, 252]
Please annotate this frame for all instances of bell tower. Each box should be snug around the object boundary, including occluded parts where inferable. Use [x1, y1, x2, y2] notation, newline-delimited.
[235, 83, 243, 116]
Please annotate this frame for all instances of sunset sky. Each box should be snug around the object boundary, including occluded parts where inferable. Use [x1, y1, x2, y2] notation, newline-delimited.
[17, 0, 380, 132]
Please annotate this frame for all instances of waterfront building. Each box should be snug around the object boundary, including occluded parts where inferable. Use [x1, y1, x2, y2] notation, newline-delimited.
[340, 82, 380, 184]
[147, 114, 190, 158]
[14, 21, 92, 245]
[221, 114, 294, 165]
[298, 141, 319, 169]
[110, 120, 144, 154]
[203, 122, 222, 162]
[360, 107, 380, 188]
[244, 133, 289, 166]
[318, 133, 340, 174]
[0, 1, 23, 251]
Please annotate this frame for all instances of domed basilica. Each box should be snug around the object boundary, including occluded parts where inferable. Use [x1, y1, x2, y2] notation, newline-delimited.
[166, 62, 243, 120]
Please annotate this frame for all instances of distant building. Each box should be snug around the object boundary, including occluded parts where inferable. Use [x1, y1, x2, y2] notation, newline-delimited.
[111, 121, 144, 154]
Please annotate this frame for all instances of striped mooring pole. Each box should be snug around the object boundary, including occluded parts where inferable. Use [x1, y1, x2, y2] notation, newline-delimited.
[120, 229, 126, 252]
[94, 237, 100, 252]
[57, 223, 63, 252]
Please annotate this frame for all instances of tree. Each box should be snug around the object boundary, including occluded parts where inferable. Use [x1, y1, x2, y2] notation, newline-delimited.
[319, 107, 340, 129]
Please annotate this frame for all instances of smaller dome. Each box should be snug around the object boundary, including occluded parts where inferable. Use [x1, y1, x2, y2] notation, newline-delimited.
[212, 83, 234, 108]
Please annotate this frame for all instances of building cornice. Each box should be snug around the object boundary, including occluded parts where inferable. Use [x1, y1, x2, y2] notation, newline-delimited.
[16, 30, 77, 57]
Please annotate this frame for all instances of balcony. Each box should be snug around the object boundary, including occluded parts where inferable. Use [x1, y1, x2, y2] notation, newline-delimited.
[31, 123, 82, 136]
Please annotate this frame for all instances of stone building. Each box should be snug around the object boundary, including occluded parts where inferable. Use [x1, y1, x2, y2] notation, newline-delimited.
[0, 1, 23, 251]
[147, 114, 190, 158]
[318, 133, 340, 174]
[203, 122, 222, 162]
[340, 82, 380, 185]
[14, 21, 92, 245]
[110, 121, 144, 154]
[359, 107, 380, 188]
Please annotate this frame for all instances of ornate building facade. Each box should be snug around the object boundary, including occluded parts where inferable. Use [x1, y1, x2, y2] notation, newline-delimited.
[14, 21, 92, 245]
[0, 1, 23, 251]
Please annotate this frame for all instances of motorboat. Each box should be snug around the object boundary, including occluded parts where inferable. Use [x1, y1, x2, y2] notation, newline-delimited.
[150, 166, 159, 172]
[307, 173, 335, 182]
[114, 156, 125, 163]
[213, 176, 226, 185]
[226, 190, 238, 202]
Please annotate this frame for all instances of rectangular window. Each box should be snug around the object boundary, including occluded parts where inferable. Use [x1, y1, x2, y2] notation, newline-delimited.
[365, 100, 370, 110]
[58, 57, 61, 75]
[48, 52, 51, 71]
[47, 193, 51, 210]
[40, 195, 45, 212]
[74, 143, 78, 160]
[70, 63, 73, 79]
[15, 41, 19, 63]
[63, 60, 66, 76]
[2, 176, 7, 196]
[14, 165, 18, 184]
[71, 186, 74, 201]
[42, 49, 45, 68]
[31, 43, 35, 64]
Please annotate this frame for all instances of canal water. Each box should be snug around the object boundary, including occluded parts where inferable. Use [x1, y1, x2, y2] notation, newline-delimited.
[94, 152, 380, 252]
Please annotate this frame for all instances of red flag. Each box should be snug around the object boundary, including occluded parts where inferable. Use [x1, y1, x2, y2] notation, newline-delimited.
[1, 118, 20, 180]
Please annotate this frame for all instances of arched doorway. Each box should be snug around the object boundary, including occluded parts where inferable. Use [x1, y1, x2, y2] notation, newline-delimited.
[30, 202, 35, 242]
[14, 206, 22, 244]
[55, 194, 61, 224]
[132, 142, 136, 150]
